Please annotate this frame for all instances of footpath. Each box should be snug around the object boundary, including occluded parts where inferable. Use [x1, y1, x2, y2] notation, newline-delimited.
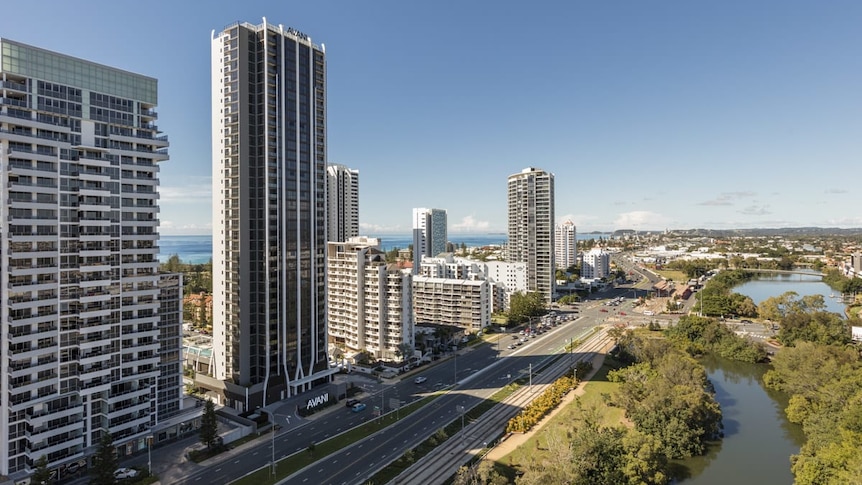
[135, 331, 525, 483]
[484, 345, 611, 463]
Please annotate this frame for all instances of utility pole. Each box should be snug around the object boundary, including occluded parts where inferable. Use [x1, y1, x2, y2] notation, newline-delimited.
[454, 350, 457, 385]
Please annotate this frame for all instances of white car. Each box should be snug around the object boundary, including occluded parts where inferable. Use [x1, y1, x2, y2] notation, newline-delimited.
[414, 376, 427, 384]
[114, 468, 139, 480]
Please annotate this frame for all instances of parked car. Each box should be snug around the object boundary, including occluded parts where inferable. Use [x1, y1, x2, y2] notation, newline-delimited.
[600, 308, 608, 313]
[351, 403, 366, 412]
[414, 376, 427, 384]
[345, 399, 360, 408]
[114, 468, 139, 480]
[507, 344, 515, 350]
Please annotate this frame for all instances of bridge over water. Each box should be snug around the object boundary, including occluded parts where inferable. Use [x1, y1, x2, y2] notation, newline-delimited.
[736, 268, 824, 278]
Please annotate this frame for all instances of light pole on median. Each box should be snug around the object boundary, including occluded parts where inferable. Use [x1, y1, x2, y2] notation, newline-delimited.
[146, 435, 152, 476]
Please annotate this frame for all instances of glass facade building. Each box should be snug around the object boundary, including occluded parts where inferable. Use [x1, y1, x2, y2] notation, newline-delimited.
[210, 20, 335, 412]
[412, 207, 447, 274]
[325, 163, 359, 243]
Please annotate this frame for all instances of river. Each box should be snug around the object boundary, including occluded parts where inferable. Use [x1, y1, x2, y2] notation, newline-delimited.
[676, 356, 804, 484]
[675, 273, 840, 483]
[733, 271, 846, 315]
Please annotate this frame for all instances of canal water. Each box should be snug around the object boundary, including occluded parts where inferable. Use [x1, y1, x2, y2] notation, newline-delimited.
[676, 356, 804, 484]
[676, 273, 839, 483]
[733, 271, 846, 315]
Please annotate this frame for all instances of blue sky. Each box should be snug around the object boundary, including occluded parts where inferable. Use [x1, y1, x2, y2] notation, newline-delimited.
[3, 1, 861, 234]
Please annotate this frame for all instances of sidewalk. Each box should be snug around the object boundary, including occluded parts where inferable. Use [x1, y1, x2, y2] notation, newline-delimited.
[136, 345, 482, 483]
[484, 347, 610, 462]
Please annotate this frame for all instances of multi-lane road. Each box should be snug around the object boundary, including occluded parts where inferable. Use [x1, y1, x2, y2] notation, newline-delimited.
[165, 308, 605, 484]
[159, 293, 652, 485]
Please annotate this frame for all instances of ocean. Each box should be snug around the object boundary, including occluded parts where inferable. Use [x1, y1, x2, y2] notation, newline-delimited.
[158, 232, 612, 263]
[371, 232, 611, 252]
[159, 235, 212, 264]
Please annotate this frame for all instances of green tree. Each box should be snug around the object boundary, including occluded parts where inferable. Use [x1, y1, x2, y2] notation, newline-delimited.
[162, 253, 182, 273]
[31, 455, 51, 485]
[508, 291, 546, 324]
[200, 399, 218, 449]
[90, 433, 117, 485]
[395, 342, 414, 361]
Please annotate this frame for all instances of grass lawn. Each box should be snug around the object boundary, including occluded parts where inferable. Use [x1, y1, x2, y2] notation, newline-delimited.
[653, 269, 688, 283]
[492, 360, 627, 480]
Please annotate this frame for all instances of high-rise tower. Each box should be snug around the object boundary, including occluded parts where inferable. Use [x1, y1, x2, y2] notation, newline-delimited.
[507, 167, 555, 302]
[0, 39, 177, 479]
[555, 220, 577, 270]
[326, 163, 359, 243]
[211, 20, 335, 411]
[412, 208, 447, 274]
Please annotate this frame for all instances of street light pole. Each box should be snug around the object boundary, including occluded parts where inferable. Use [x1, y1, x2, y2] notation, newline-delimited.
[454, 351, 457, 385]
[271, 422, 275, 477]
[146, 435, 152, 476]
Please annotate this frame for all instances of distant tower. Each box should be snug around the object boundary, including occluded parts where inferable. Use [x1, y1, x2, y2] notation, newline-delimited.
[555, 220, 577, 270]
[326, 164, 359, 242]
[507, 167, 555, 302]
[211, 20, 335, 411]
[412, 208, 448, 274]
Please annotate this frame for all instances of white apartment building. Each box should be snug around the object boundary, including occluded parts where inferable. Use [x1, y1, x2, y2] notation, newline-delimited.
[417, 254, 485, 280]
[484, 260, 529, 311]
[326, 163, 359, 243]
[582, 248, 611, 279]
[327, 237, 413, 361]
[508, 167, 555, 302]
[412, 207, 447, 274]
[555, 220, 577, 270]
[0, 39, 179, 479]
[412, 277, 491, 332]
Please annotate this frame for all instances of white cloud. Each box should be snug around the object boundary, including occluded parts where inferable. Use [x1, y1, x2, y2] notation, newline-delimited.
[159, 177, 212, 203]
[737, 205, 771, 216]
[451, 215, 490, 233]
[697, 191, 756, 206]
[359, 222, 405, 234]
[613, 211, 671, 230]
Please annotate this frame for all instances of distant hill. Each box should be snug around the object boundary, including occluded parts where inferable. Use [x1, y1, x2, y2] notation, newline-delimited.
[612, 227, 862, 237]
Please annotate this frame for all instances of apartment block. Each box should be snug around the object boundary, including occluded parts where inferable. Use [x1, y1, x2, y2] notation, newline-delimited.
[327, 237, 413, 361]
[484, 260, 529, 311]
[326, 163, 359, 243]
[412, 276, 491, 332]
[0, 38, 176, 479]
[507, 167, 555, 302]
[412, 208, 447, 274]
[555, 220, 577, 270]
[211, 20, 336, 412]
[582, 248, 610, 279]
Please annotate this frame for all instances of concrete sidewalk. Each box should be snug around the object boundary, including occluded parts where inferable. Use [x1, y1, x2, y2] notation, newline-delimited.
[483, 349, 609, 462]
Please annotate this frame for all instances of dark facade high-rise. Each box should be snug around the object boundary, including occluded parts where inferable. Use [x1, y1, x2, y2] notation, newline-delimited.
[210, 20, 336, 412]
